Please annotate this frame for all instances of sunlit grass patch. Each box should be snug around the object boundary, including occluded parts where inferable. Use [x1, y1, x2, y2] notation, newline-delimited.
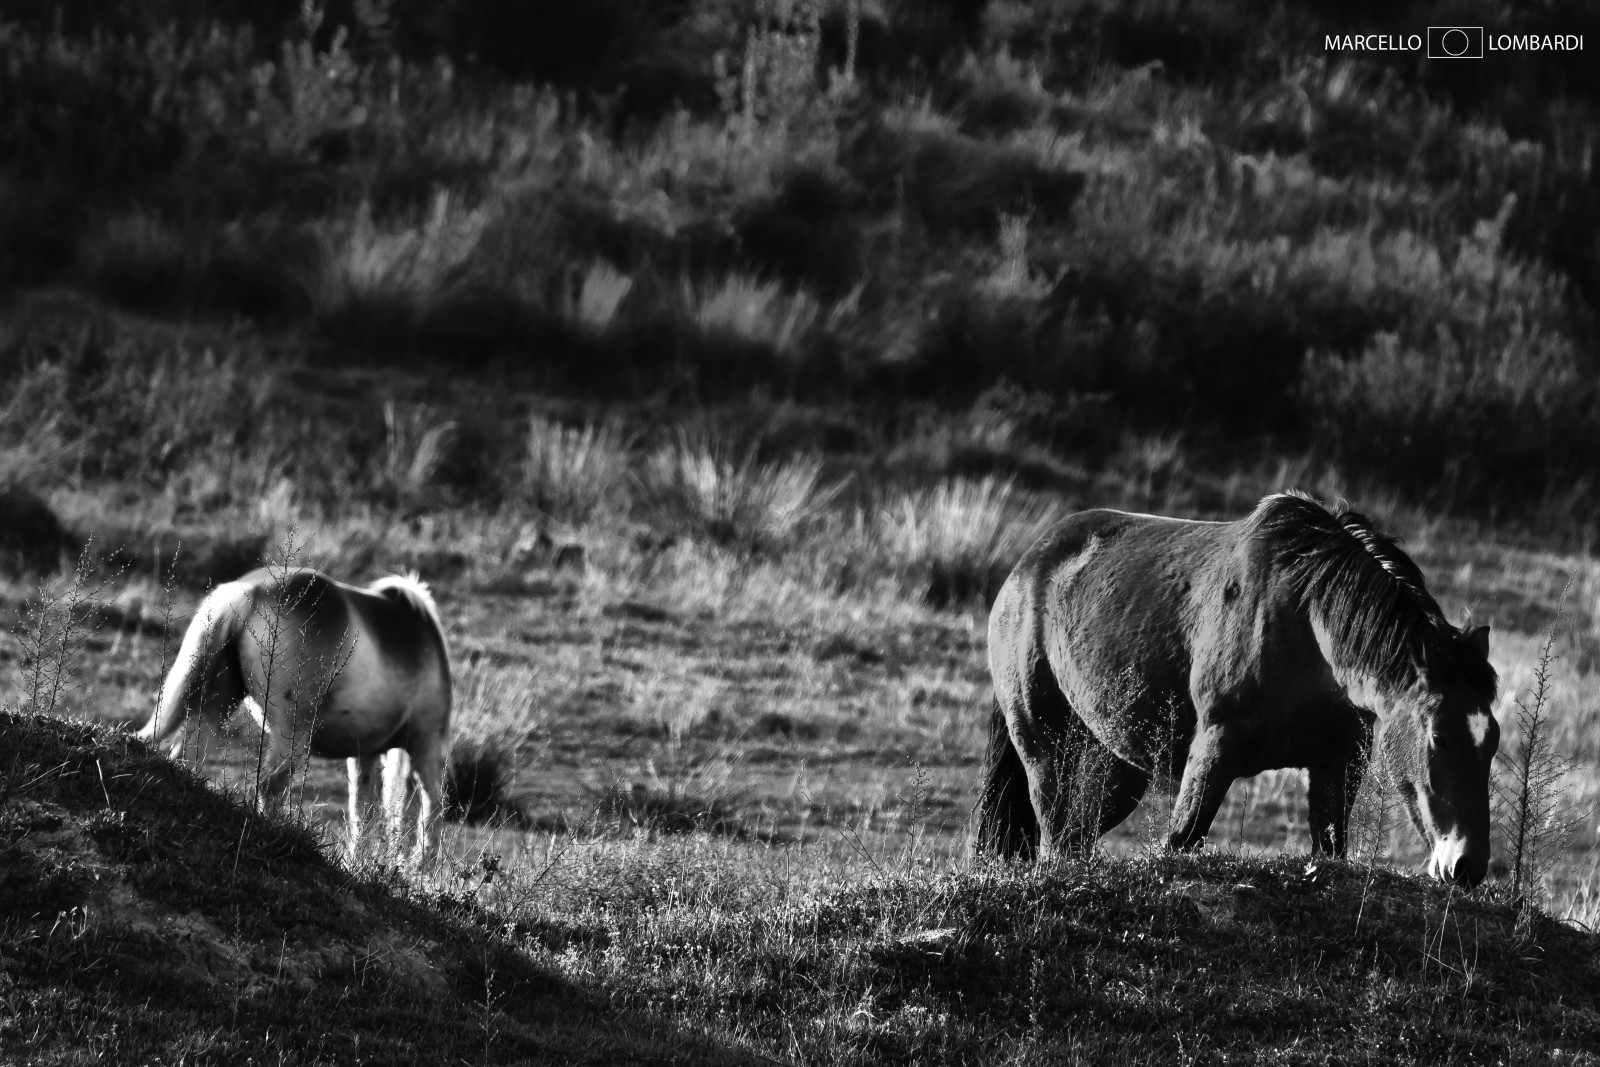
[0, 374, 82, 491]
[879, 476, 1060, 607]
[375, 401, 458, 505]
[311, 190, 490, 323]
[521, 415, 632, 525]
[687, 273, 822, 355]
[636, 426, 843, 549]
[566, 261, 635, 332]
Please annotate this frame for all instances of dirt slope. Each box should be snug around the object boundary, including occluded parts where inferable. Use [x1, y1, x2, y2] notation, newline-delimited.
[0, 711, 756, 1066]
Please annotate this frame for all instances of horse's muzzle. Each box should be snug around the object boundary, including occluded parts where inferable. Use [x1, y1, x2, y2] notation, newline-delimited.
[1429, 842, 1487, 889]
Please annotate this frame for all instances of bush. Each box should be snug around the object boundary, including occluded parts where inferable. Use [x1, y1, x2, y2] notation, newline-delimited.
[845, 119, 1087, 238]
[879, 476, 1060, 608]
[637, 426, 841, 550]
[521, 416, 632, 525]
[734, 166, 867, 300]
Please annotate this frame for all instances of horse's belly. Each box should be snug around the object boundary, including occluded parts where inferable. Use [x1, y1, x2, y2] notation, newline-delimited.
[309, 675, 429, 758]
[309, 709, 401, 759]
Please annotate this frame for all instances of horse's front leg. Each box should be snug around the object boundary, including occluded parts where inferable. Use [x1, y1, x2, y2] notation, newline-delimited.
[348, 755, 380, 860]
[1168, 723, 1240, 851]
[1307, 711, 1375, 857]
[249, 697, 310, 812]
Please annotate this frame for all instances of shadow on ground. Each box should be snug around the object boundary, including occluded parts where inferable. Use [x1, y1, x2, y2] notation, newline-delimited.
[0, 710, 760, 1066]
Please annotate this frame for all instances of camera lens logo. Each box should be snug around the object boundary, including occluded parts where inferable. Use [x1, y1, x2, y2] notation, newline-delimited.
[1427, 26, 1485, 58]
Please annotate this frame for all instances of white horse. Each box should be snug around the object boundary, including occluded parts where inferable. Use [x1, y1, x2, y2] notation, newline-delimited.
[137, 568, 452, 864]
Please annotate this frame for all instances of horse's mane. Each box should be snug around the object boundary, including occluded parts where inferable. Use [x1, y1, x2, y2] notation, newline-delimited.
[1251, 492, 1496, 696]
[368, 572, 450, 657]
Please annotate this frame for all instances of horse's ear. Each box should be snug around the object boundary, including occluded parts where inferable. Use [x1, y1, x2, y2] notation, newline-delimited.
[1464, 624, 1490, 659]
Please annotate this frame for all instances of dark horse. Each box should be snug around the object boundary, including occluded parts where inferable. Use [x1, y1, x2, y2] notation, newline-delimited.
[974, 492, 1499, 887]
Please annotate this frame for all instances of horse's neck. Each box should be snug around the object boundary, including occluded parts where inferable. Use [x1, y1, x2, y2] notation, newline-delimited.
[1309, 616, 1411, 716]
[1320, 658, 1424, 731]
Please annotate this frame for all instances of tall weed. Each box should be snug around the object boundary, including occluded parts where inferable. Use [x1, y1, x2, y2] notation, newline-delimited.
[1496, 615, 1586, 913]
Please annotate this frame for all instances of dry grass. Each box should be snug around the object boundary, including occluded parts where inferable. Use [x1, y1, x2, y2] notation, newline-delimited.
[445, 661, 548, 824]
[9, 1, 1600, 1059]
[688, 273, 822, 354]
[312, 191, 490, 320]
[636, 426, 843, 548]
[879, 475, 1060, 606]
[521, 416, 633, 525]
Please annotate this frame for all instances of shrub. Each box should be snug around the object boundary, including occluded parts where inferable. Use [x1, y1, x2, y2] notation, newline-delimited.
[443, 660, 546, 825]
[636, 426, 841, 549]
[442, 739, 514, 824]
[77, 210, 195, 313]
[878, 476, 1060, 607]
[1300, 326, 1598, 507]
[521, 416, 632, 525]
[0, 485, 73, 576]
[845, 118, 1087, 238]
[733, 166, 867, 300]
[310, 190, 489, 337]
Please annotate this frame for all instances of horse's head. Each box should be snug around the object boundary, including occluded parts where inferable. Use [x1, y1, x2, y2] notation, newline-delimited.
[1384, 625, 1498, 888]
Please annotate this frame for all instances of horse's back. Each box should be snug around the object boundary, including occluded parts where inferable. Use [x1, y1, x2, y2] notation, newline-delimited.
[229, 568, 450, 758]
[230, 568, 440, 664]
[991, 509, 1235, 759]
[994, 508, 1229, 652]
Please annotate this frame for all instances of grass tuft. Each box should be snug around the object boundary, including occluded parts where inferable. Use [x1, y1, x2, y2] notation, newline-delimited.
[521, 415, 632, 525]
[443, 739, 518, 825]
[312, 191, 490, 333]
[637, 426, 842, 549]
[588, 753, 748, 838]
[879, 476, 1060, 607]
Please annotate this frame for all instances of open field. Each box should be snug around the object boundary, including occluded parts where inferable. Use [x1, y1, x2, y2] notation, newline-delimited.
[5, 0, 1600, 1061]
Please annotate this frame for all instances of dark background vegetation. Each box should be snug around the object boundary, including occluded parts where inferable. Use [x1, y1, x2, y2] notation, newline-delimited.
[2, 0, 1599, 535]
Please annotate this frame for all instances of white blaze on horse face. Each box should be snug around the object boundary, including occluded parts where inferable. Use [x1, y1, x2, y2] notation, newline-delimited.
[1467, 711, 1493, 750]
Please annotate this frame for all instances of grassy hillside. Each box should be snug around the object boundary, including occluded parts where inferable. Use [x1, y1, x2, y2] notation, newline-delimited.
[0, 711, 754, 1065]
[5, 710, 1599, 1066]
[3, 0, 1600, 523]
[4, 1, 1600, 1063]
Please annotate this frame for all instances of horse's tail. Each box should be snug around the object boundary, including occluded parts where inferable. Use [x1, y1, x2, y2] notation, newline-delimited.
[368, 571, 452, 752]
[972, 698, 1038, 859]
[138, 580, 255, 746]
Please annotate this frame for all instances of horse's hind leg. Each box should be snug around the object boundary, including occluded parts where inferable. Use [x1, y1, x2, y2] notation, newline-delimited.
[1022, 703, 1150, 857]
[405, 732, 446, 866]
[1034, 727, 1150, 856]
[168, 651, 248, 766]
[1001, 657, 1149, 857]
